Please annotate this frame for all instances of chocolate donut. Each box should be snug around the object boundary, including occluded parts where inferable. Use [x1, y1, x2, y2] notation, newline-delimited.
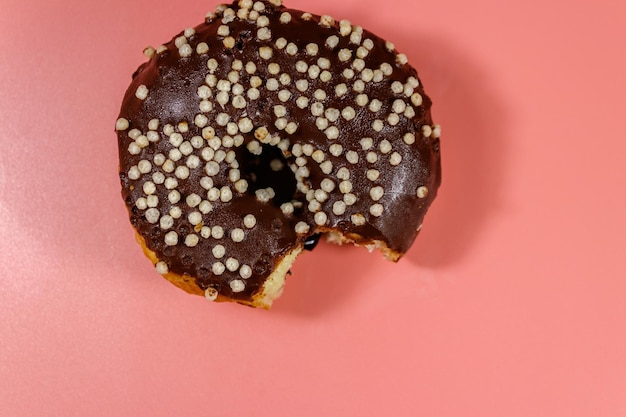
[116, 0, 441, 308]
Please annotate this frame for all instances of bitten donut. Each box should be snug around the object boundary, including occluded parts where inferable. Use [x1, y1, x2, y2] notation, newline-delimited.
[116, 0, 441, 308]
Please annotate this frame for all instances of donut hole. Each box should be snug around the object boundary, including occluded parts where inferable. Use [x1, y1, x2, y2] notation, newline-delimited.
[237, 143, 297, 207]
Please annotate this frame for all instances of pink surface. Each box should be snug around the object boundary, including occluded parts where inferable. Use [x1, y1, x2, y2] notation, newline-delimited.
[1, 0, 625, 415]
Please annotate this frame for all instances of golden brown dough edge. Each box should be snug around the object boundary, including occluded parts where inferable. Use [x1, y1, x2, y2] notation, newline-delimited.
[134, 233, 302, 309]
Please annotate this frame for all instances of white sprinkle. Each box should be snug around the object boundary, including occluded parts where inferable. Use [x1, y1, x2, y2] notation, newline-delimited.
[326, 35, 339, 49]
[368, 99, 382, 113]
[217, 25, 230, 37]
[342, 106, 356, 121]
[430, 124, 441, 139]
[296, 79, 309, 92]
[230, 279, 245, 292]
[196, 42, 209, 54]
[146, 195, 159, 208]
[339, 180, 353, 194]
[311, 102, 324, 117]
[389, 152, 402, 166]
[257, 25, 272, 39]
[308, 65, 320, 79]
[135, 198, 147, 211]
[295, 221, 310, 234]
[152, 154, 166, 167]
[187, 211, 202, 225]
[314, 212, 328, 226]
[379, 139, 392, 154]
[168, 148, 182, 162]
[159, 214, 174, 230]
[370, 204, 384, 217]
[314, 189, 329, 202]
[207, 58, 218, 72]
[238, 117, 254, 133]
[351, 213, 366, 226]
[332, 201, 347, 215]
[346, 151, 359, 164]
[228, 168, 241, 183]
[212, 244, 225, 259]
[175, 165, 190, 180]
[161, 160, 175, 173]
[366, 152, 378, 164]
[155, 261, 169, 275]
[184, 234, 199, 248]
[223, 257, 239, 272]
[212, 262, 226, 276]
[285, 122, 298, 134]
[179, 44, 193, 57]
[145, 208, 160, 224]
[403, 132, 416, 145]
[115, 118, 129, 131]
[212, 226, 225, 239]
[355, 94, 369, 107]
[329, 143, 343, 157]
[422, 125, 433, 138]
[320, 14, 335, 27]
[137, 160, 152, 174]
[207, 187, 220, 202]
[308, 200, 321, 212]
[338, 48, 352, 62]
[220, 186, 233, 202]
[231, 228, 245, 243]
[320, 160, 333, 175]
[142, 181, 156, 195]
[336, 167, 350, 180]
[311, 150, 325, 163]
[306, 43, 319, 56]
[417, 186, 429, 198]
[396, 53, 408, 65]
[128, 166, 140, 180]
[321, 178, 336, 192]
[285, 42, 298, 55]
[275, 118, 288, 130]
[164, 231, 178, 246]
[184, 193, 200, 208]
[205, 287, 218, 301]
[325, 126, 339, 140]
[315, 117, 328, 135]
[239, 265, 252, 279]
[169, 206, 182, 219]
[257, 15, 270, 27]
[313, 88, 326, 101]
[352, 59, 365, 72]
[199, 200, 213, 214]
[199, 100, 213, 113]
[388, 113, 400, 126]
[350, 29, 362, 45]
[344, 193, 357, 206]
[266, 78, 279, 91]
[370, 186, 384, 201]
[168, 190, 181, 204]
[243, 214, 257, 229]
[280, 12, 291, 23]
[324, 107, 340, 122]
[367, 169, 381, 181]
[168, 132, 183, 148]
[135, 85, 148, 100]
[259, 46, 273, 60]
[411, 93, 423, 106]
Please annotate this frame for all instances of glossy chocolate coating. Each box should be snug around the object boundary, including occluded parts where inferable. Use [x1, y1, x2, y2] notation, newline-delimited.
[117, 0, 441, 304]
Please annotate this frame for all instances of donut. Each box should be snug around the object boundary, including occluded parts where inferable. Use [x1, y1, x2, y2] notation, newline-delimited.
[116, 0, 441, 308]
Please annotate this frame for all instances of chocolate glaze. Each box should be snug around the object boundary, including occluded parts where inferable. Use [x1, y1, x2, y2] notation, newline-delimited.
[117, 0, 441, 304]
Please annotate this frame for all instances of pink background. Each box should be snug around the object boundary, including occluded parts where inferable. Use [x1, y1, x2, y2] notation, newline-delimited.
[1, 0, 625, 415]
